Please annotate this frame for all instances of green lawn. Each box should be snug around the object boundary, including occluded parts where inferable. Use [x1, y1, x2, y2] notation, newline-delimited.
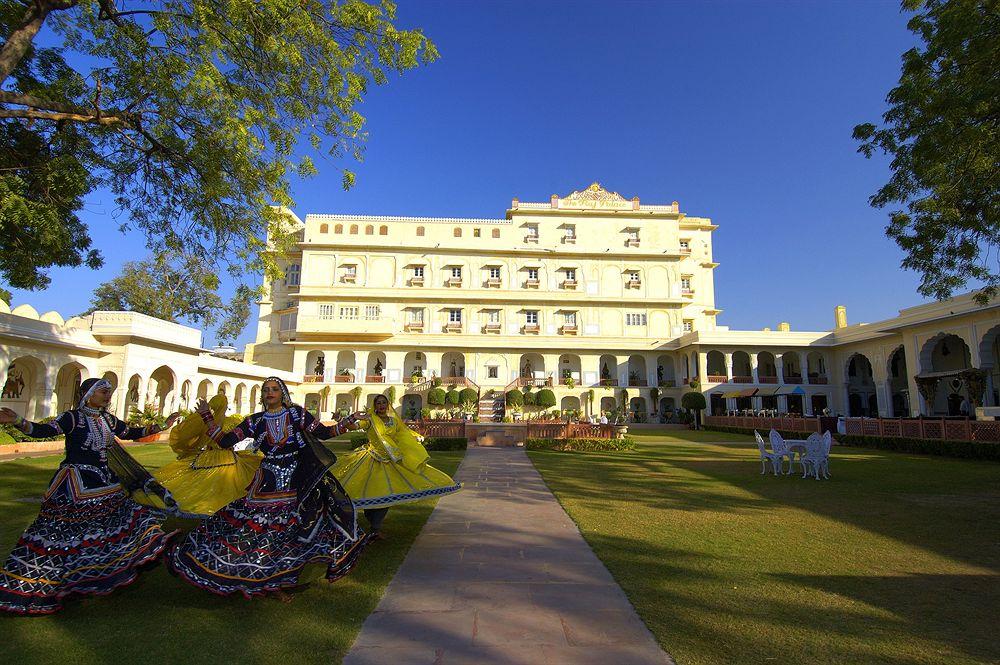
[0, 444, 464, 664]
[529, 431, 1000, 665]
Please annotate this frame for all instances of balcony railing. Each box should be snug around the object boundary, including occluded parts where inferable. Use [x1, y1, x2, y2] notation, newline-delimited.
[625, 238, 641, 247]
[405, 321, 424, 332]
[340, 273, 356, 284]
[562, 236, 576, 244]
[485, 277, 502, 288]
[445, 322, 463, 332]
[679, 247, 692, 255]
[707, 374, 728, 383]
[304, 374, 324, 383]
[559, 324, 578, 335]
[506, 376, 553, 389]
[561, 279, 577, 289]
[600, 378, 618, 387]
[783, 375, 803, 384]
[732, 375, 754, 383]
[759, 376, 778, 384]
[808, 376, 829, 384]
[525, 278, 539, 288]
[625, 280, 642, 289]
[681, 288, 694, 296]
[408, 276, 424, 286]
[366, 375, 385, 383]
[446, 277, 463, 287]
[522, 324, 540, 334]
[525, 235, 539, 243]
[334, 374, 355, 383]
[483, 322, 501, 333]
[628, 377, 648, 387]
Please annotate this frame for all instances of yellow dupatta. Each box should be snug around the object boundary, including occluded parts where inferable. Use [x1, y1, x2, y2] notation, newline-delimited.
[364, 406, 429, 473]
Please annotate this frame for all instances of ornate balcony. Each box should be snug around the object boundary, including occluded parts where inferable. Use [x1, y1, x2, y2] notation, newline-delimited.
[408, 276, 424, 286]
[559, 324, 578, 335]
[561, 279, 577, 289]
[522, 324, 540, 334]
[732, 376, 754, 383]
[600, 378, 618, 387]
[405, 321, 424, 332]
[446, 277, 463, 287]
[524, 278, 540, 288]
[485, 277, 502, 288]
[625, 280, 642, 289]
[444, 322, 463, 333]
[625, 238, 641, 247]
[483, 322, 501, 333]
[707, 374, 728, 383]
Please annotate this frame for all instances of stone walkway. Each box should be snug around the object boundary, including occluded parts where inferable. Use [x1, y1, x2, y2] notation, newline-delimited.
[343, 446, 674, 665]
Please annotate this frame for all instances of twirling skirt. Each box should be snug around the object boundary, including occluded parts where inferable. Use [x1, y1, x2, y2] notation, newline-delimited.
[0, 465, 173, 615]
[168, 479, 366, 598]
[332, 446, 462, 509]
[139, 448, 263, 518]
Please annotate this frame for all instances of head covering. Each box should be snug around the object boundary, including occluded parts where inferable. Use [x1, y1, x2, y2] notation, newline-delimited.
[78, 378, 113, 410]
[261, 376, 293, 408]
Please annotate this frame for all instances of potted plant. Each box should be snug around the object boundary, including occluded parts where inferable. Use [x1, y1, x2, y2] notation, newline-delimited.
[564, 376, 576, 390]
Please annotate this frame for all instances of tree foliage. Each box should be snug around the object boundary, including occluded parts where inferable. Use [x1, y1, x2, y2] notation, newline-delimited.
[426, 387, 446, 407]
[458, 387, 478, 406]
[505, 390, 523, 408]
[0, 0, 437, 327]
[84, 251, 249, 339]
[854, 0, 999, 304]
[536, 388, 556, 409]
[681, 392, 707, 412]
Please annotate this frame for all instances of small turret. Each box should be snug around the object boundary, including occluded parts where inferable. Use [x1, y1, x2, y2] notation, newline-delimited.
[835, 305, 848, 329]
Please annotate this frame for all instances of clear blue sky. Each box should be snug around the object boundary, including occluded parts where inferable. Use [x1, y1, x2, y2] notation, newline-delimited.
[9, 0, 928, 346]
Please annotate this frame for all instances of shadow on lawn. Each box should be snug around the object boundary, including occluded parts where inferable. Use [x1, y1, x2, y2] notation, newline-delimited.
[532, 442, 1000, 572]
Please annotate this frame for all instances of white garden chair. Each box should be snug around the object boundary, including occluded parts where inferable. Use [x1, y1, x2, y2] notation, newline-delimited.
[800, 431, 832, 480]
[768, 429, 795, 475]
[755, 430, 784, 475]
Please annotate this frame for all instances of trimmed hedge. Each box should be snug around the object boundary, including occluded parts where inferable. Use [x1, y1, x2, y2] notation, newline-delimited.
[1, 420, 62, 444]
[702, 424, 1000, 461]
[345, 433, 467, 451]
[525, 436, 636, 452]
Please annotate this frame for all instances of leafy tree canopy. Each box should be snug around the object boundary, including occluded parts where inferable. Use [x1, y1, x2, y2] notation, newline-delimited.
[83, 251, 251, 340]
[681, 392, 707, 411]
[854, 0, 999, 304]
[0, 0, 437, 327]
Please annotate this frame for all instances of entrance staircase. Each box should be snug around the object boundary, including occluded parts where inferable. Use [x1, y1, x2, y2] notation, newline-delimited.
[478, 394, 504, 422]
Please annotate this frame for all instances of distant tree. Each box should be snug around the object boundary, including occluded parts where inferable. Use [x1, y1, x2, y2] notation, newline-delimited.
[681, 392, 707, 429]
[0, 0, 437, 321]
[853, 0, 999, 304]
[427, 388, 446, 408]
[536, 389, 556, 409]
[505, 390, 523, 408]
[84, 252, 247, 339]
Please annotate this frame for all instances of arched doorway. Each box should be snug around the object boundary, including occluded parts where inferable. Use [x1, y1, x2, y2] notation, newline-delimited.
[179, 379, 192, 411]
[401, 394, 422, 420]
[560, 395, 581, 415]
[627, 355, 648, 386]
[978, 324, 1000, 407]
[706, 351, 725, 381]
[250, 384, 260, 410]
[306, 350, 326, 379]
[599, 396, 616, 416]
[404, 351, 425, 381]
[1, 356, 45, 419]
[846, 354, 876, 416]
[234, 383, 246, 414]
[599, 354, 617, 386]
[757, 352, 777, 383]
[197, 378, 213, 401]
[368, 351, 387, 382]
[887, 346, 909, 416]
[125, 374, 142, 417]
[656, 355, 676, 387]
[441, 351, 465, 379]
[102, 371, 121, 415]
[148, 365, 175, 415]
[732, 351, 752, 382]
[628, 397, 648, 422]
[559, 354, 581, 385]
[55, 362, 86, 413]
[920, 333, 972, 414]
[336, 351, 356, 382]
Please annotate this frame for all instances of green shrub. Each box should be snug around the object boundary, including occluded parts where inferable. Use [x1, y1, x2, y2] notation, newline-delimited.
[505, 390, 524, 407]
[701, 425, 1000, 461]
[523, 391, 537, 406]
[446, 389, 461, 406]
[423, 437, 467, 451]
[420, 407, 431, 419]
[347, 433, 368, 449]
[525, 437, 636, 452]
[459, 387, 478, 405]
[427, 387, 446, 407]
[0, 420, 62, 443]
[681, 392, 707, 411]
[536, 388, 556, 409]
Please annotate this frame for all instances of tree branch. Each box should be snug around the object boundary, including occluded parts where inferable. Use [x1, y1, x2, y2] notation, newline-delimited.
[0, 108, 128, 125]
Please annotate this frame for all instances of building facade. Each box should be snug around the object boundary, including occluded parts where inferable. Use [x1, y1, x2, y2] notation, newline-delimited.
[248, 183, 1000, 421]
[0, 301, 298, 421]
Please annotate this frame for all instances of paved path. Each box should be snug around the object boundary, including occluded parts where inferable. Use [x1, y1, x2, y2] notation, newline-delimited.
[344, 446, 674, 665]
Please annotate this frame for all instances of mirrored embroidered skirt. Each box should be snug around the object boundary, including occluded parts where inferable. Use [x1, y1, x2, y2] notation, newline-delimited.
[168, 454, 365, 598]
[0, 464, 172, 615]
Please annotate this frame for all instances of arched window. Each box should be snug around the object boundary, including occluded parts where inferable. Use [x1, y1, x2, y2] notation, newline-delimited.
[319, 223, 328, 233]
[379, 225, 388, 236]
[334, 224, 343, 234]
[454, 227, 462, 238]
[492, 228, 500, 239]
[350, 224, 358, 234]
[416, 226, 425, 237]
[365, 224, 374, 235]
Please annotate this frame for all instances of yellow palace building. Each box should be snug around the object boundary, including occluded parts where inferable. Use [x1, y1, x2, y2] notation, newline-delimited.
[246, 183, 1000, 421]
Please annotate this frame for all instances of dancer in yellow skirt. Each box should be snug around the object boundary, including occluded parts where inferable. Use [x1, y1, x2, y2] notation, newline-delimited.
[332, 394, 461, 538]
[135, 395, 262, 518]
